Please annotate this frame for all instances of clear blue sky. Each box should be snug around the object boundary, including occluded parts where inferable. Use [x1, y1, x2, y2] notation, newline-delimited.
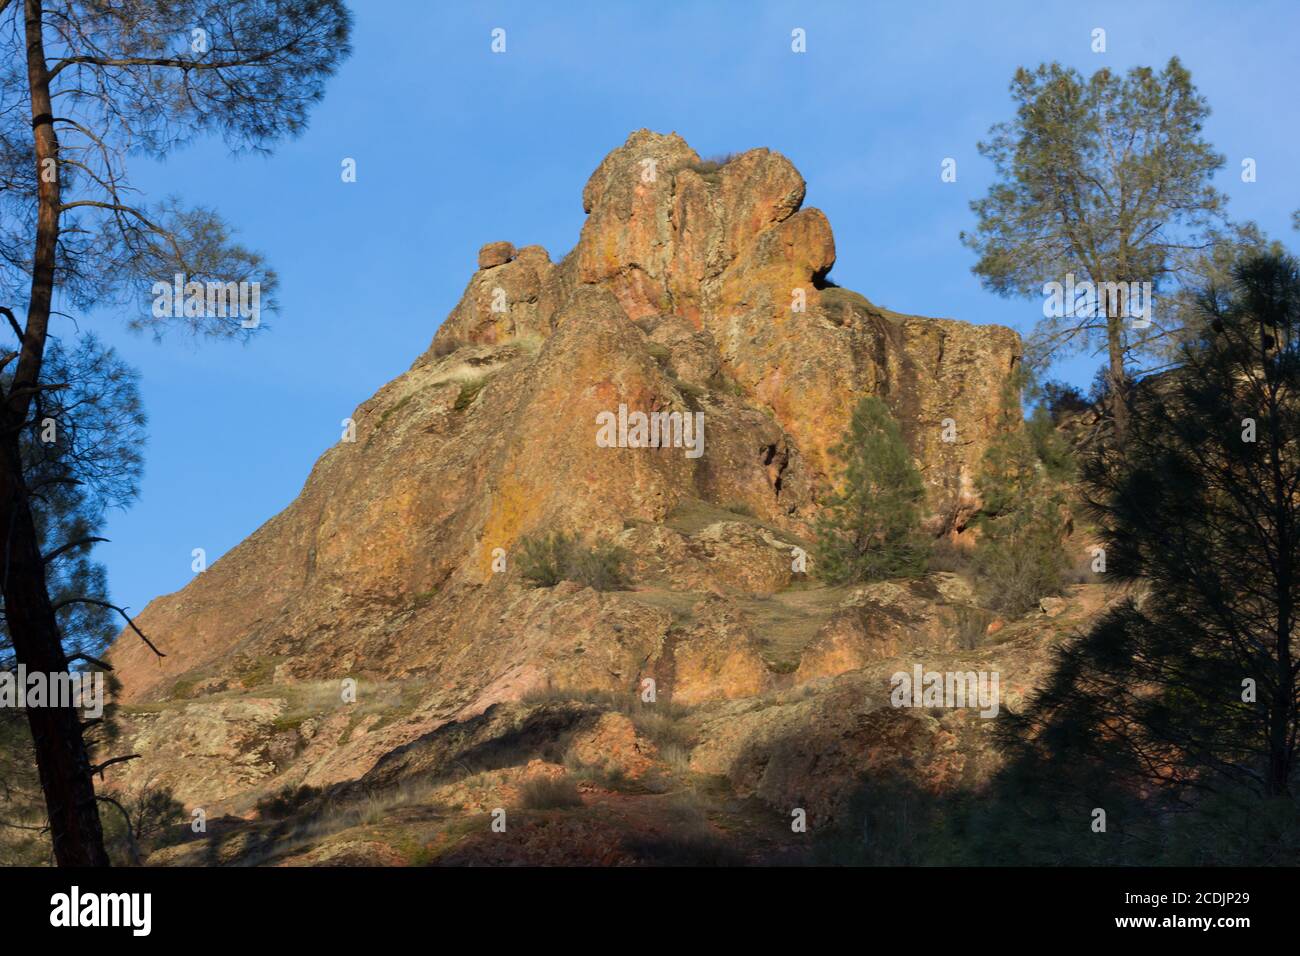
[84, 0, 1299, 615]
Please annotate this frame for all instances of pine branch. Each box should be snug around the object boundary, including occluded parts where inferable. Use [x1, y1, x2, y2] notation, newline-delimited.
[50, 598, 164, 658]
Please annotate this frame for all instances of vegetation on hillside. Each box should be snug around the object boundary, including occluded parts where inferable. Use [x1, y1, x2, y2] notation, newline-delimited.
[517, 531, 632, 592]
[969, 380, 1073, 616]
[814, 397, 929, 584]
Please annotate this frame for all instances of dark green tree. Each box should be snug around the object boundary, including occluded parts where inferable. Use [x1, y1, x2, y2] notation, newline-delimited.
[1164, 221, 1285, 353]
[814, 397, 928, 584]
[1, 333, 144, 862]
[1025, 403, 1076, 481]
[1000, 252, 1300, 858]
[0, 0, 351, 866]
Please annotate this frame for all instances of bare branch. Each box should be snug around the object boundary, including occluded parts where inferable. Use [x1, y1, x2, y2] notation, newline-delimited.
[94, 794, 140, 865]
[50, 598, 164, 658]
[0, 306, 22, 344]
[90, 754, 140, 779]
[49, 47, 291, 82]
[66, 652, 112, 671]
[42, 536, 108, 564]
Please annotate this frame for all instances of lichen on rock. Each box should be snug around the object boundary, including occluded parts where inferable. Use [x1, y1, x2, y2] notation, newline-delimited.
[101, 131, 1044, 864]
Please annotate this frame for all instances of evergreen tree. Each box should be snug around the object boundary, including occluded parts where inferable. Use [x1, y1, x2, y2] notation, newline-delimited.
[0, 0, 351, 866]
[990, 251, 1300, 862]
[963, 58, 1229, 437]
[972, 419, 1069, 616]
[0, 334, 144, 862]
[814, 397, 928, 584]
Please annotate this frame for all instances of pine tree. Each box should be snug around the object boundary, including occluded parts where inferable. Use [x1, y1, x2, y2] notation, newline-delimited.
[0, 334, 144, 862]
[814, 397, 928, 584]
[972, 418, 1070, 615]
[963, 58, 1230, 437]
[995, 251, 1300, 861]
[0, 0, 351, 866]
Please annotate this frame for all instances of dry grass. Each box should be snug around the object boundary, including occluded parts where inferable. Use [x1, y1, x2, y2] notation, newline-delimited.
[621, 792, 746, 865]
[734, 587, 846, 669]
[518, 775, 583, 810]
[954, 605, 995, 650]
[427, 360, 492, 388]
[430, 335, 465, 357]
[511, 332, 544, 356]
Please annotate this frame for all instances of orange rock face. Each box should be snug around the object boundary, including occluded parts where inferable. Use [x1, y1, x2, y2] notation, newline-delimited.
[477, 241, 516, 270]
[566, 712, 659, 780]
[104, 132, 1026, 836]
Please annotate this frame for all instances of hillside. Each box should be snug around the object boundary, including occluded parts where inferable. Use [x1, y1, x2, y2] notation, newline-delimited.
[99, 130, 1094, 865]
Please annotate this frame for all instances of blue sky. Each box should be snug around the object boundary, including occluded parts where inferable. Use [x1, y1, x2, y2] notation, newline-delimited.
[82, 0, 1299, 615]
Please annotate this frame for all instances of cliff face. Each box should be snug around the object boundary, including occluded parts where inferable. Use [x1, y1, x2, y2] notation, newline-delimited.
[440, 130, 1020, 516]
[102, 133, 1034, 852]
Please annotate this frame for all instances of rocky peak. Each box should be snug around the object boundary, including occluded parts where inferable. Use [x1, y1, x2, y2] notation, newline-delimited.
[104, 134, 1026, 829]
[436, 130, 1018, 506]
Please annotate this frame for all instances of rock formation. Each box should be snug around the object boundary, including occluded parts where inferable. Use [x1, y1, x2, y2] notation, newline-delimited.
[102, 131, 1052, 865]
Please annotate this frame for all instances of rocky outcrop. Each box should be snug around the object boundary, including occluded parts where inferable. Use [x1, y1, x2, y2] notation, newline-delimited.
[477, 241, 516, 270]
[131, 581, 1113, 865]
[110, 130, 1019, 711]
[103, 132, 1028, 854]
[566, 712, 659, 781]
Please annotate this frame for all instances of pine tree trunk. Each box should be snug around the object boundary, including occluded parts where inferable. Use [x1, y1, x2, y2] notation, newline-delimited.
[1105, 300, 1128, 441]
[0, 0, 112, 867]
[0, 438, 110, 866]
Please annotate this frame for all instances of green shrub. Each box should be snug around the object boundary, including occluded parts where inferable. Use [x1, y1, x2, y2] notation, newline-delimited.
[566, 540, 632, 591]
[517, 531, 631, 591]
[645, 341, 672, 368]
[973, 492, 1069, 616]
[1026, 403, 1076, 480]
[972, 418, 1070, 615]
[976, 418, 1040, 518]
[814, 397, 929, 584]
[256, 784, 321, 819]
[519, 775, 583, 810]
[517, 531, 573, 587]
[454, 376, 487, 411]
[1039, 379, 1090, 422]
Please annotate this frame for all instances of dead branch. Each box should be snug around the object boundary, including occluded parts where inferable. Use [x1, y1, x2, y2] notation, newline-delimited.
[43, 536, 109, 564]
[50, 598, 165, 658]
[90, 754, 140, 779]
[94, 794, 140, 865]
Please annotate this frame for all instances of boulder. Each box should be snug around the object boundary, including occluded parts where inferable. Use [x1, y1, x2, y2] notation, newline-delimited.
[477, 240, 516, 269]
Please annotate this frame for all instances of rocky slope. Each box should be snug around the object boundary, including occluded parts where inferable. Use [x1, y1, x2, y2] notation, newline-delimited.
[100, 131, 1064, 865]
